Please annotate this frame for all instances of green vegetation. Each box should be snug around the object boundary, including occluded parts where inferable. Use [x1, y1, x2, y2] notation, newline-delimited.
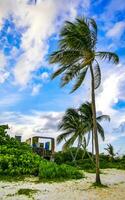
[0, 125, 83, 181]
[49, 16, 119, 184]
[54, 148, 125, 172]
[104, 143, 116, 161]
[92, 182, 108, 188]
[57, 102, 110, 162]
[17, 188, 39, 197]
[39, 160, 83, 180]
[0, 125, 41, 176]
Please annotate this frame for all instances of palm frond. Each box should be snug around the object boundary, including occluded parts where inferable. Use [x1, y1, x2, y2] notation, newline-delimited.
[79, 102, 92, 120]
[86, 131, 91, 146]
[97, 122, 105, 141]
[94, 61, 101, 89]
[49, 50, 82, 65]
[62, 132, 78, 150]
[70, 67, 88, 93]
[60, 17, 95, 51]
[60, 64, 82, 87]
[57, 131, 72, 144]
[96, 51, 119, 64]
[51, 66, 67, 80]
[105, 144, 115, 156]
[96, 115, 110, 122]
[89, 18, 97, 48]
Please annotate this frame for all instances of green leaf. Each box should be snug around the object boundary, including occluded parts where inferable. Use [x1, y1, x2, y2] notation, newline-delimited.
[70, 67, 88, 93]
[96, 51, 119, 64]
[94, 61, 101, 89]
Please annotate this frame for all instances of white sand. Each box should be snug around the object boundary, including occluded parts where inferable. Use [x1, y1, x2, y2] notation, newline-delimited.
[0, 169, 125, 200]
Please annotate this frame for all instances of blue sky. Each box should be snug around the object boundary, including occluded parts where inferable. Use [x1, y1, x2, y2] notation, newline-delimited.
[0, 0, 125, 153]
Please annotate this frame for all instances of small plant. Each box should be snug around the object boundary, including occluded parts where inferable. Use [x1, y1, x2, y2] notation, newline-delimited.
[17, 188, 39, 197]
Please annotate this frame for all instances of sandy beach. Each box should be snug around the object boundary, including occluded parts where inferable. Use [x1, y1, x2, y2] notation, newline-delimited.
[0, 169, 125, 200]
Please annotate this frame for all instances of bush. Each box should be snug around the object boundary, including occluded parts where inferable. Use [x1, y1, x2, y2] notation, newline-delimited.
[0, 152, 41, 176]
[0, 125, 83, 181]
[54, 148, 92, 165]
[39, 160, 83, 180]
[0, 125, 42, 176]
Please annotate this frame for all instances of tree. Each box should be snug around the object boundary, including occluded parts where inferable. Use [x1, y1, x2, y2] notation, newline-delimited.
[49, 17, 119, 184]
[79, 102, 110, 155]
[105, 144, 116, 161]
[57, 108, 87, 162]
[0, 125, 9, 145]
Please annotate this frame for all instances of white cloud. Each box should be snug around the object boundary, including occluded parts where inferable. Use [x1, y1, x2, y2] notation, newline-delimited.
[0, 111, 63, 150]
[40, 72, 49, 81]
[106, 21, 125, 38]
[0, 0, 91, 87]
[0, 51, 9, 83]
[96, 64, 125, 116]
[0, 70, 9, 83]
[31, 84, 42, 96]
[0, 94, 21, 107]
[0, 52, 6, 68]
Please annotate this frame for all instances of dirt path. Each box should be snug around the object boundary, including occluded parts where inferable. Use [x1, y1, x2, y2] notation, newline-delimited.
[0, 169, 125, 200]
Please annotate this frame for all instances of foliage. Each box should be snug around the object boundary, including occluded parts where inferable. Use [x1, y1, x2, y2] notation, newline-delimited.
[0, 125, 83, 181]
[17, 188, 39, 197]
[57, 108, 86, 150]
[49, 17, 119, 93]
[0, 153, 41, 176]
[92, 182, 108, 188]
[54, 149, 125, 171]
[0, 125, 41, 176]
[104, 144, 116, 160]
[57, 102, 109, 154]
[49, 16, 119, 184]
[39, 160, 83, 180]
[79, 102, 110, 142]
[54, 147, 92, 164]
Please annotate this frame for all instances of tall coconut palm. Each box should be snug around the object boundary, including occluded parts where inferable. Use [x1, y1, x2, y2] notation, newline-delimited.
[49, 17, 119, 184]
[79, 102, 110, 155]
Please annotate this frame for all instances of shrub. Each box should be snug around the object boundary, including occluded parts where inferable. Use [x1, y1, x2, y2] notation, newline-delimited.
[0, 152, 41, 176]
[39, 160, 83, 180]
[54, 148, 92, 165]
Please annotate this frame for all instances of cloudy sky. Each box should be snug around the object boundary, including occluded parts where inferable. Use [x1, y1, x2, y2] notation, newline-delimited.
[0, 0, 125, 153]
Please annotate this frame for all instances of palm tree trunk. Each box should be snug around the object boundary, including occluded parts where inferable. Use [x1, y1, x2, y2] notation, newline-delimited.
[92, 130, 94, 155]
[90, 64, 101, 185]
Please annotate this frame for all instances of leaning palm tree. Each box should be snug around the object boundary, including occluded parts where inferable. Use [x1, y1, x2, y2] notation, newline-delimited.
[49, 17, 119, 184]
[79, 102, 110, 155]
[57, 108, 88, 161]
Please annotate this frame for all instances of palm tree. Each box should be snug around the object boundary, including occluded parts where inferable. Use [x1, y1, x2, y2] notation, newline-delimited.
[105, 144, 116, 161]
[49, 17, 119, 184]
[79, 102, 110, 155]
[57, 108, 87, 161]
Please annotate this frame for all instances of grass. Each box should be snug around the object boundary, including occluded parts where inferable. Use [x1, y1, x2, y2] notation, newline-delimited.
[0, 175, 25, 182]
[92, 182, 108, 188]
[17, 188, 39, 198]
[6, 188, 39, 200]
[83, 168, 104, 174]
